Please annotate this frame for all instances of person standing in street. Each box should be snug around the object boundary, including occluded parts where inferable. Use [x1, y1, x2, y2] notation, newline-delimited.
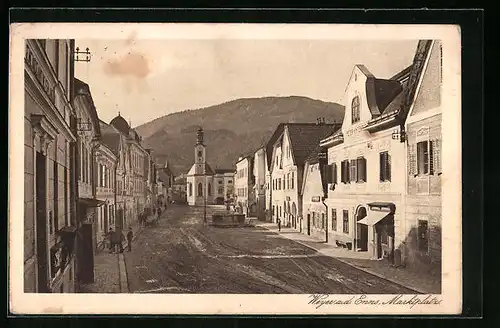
[126, 227, 133, 252]
[277, 218, 282, 232]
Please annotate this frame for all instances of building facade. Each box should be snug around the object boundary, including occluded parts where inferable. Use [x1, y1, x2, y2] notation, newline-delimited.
[213, 169, 235, 205]
[252, 148, 267, 220]
[24, 39, 78, 293]
[235, 156, 255, 216]
[94, 143, 117, 250]
[301, 146, 329, 239]
[73, 78, 105, 286]
[186, 128, 215, 206]
[267, 122, 339, 228]
[320, 41, 430, 262]
[403, 40, 442, 274]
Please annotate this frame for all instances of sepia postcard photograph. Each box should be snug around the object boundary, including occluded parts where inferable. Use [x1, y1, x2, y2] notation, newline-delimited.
[9, 22, 462, 315]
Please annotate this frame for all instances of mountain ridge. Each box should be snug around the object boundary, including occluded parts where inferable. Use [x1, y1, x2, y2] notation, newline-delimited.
[135, 96, 345, 176]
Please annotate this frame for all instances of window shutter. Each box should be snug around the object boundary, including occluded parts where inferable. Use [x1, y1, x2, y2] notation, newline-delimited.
[332, 163, 337, 184]
[429, 141, 434, 175]
[379, 152, 384, 181]
[362, 157, 367, 182]
[325, 164, 333, 183]
[387, 153, 391, 181]
[434, 138, 442, 174]
[409, 144, 416, 176]
[340, 161, 345, 183]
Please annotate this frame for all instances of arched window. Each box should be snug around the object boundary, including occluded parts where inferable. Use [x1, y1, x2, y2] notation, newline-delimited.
[198, 183, 203, 197]
[351, 96, 360, 123]
[208, 183, 212, 196]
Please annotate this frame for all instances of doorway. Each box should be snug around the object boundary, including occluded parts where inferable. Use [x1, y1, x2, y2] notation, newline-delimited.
[307, 214, 311, 236]
[117, 208, 124, 229]
[356, 207, 368, 251]
[35, 151, 48, 293]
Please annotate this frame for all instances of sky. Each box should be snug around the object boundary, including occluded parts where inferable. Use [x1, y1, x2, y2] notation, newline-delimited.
[74, 38, 418, 127]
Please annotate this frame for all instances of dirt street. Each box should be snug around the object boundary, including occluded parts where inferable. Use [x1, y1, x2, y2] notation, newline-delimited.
[124, 204, 416, 294]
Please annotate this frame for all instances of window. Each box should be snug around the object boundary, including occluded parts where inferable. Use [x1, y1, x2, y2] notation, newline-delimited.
[417, 220, 429, 252]
[349, 160, 357, 183]
[278, 178, 281, 190]
[331, 209, 337, 231]
[331, 163, 338, 185]
[198, 150, 202, 159]
[218, 187, 224, 194]
[351, 96, 360, 123]
[342, 210, 349, 233]
[356, 157, 367, 182]
[218, 180, 222, 184]
[208, 183, 212, 196]
[272, 205, 275, 215]
[321, 213, 325, 229]
[291, 172, 294, 189]
[312, 212, 316, 227]
[416, 140, 437, 175]
[189, 183, 192, 196]
[379, 151, 392, 182]
[228, 180, 232, 184]
[341, 160, 350, 183]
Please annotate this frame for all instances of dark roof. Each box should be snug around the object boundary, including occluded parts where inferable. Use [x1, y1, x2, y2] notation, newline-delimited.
[215, 168, 235, 174]
[287, 123, 341, 166]
[74, 78, 101, 137]
[99, 120, 122, 156]
[159, 165, 174, 177]
[305, 145, 322, 164]
[365, 40, 433, 130]
[157, 170, 172, 183]
[365, 78, 403, 117]
[110, 114, 131, 135]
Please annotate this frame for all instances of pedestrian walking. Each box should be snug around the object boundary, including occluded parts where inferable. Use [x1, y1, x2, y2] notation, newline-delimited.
[126, 227, 133, 252]
[277, 218, 282, 232]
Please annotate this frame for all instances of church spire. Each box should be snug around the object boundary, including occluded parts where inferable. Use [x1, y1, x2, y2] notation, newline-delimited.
[196, 127, 204, 145]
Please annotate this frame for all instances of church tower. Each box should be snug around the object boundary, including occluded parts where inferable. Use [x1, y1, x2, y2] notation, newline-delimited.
[194, 127, 206, 174]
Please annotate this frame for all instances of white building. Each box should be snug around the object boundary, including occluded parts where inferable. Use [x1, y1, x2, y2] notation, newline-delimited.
[267, 122, 340, 228]
[253, 148, 267, 220]
[186, 128, 215, 206]
[213, 169, 235, 205]
[235, 155, 255, 215]
[319, 46, 425, 260]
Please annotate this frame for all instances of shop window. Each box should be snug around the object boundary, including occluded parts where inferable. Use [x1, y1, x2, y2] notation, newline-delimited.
[342, 210, 349, 233]
[418, 220, 429, 252]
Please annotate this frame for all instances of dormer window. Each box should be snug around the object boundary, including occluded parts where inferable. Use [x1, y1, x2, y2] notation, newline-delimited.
[351, 96, 360, 124]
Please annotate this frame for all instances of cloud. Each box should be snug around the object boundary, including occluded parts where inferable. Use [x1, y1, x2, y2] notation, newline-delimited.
[103, 52, 150, 78]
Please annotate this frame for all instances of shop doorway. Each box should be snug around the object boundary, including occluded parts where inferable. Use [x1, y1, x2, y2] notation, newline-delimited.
[307, 213, 311, 235]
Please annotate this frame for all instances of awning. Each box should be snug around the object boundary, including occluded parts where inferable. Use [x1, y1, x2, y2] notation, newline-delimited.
[78, 198, 106, 208]
[358, 211, 389, 226]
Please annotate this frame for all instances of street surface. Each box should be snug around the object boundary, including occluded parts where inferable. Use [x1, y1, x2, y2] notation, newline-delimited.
[124, 204, 416, 294]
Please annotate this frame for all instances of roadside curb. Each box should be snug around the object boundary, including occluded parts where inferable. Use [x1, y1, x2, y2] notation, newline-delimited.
[119, 225, 143, 293]
[258, 224, 426, 294]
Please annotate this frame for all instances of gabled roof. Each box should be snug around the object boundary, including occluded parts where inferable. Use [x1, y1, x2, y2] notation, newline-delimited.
[305, 145, 322, 165]
[287, 123, 341, 166]
[365, 40, 434, 130]
[99, 120, 122, 156]
[74, 78, 101, 137]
